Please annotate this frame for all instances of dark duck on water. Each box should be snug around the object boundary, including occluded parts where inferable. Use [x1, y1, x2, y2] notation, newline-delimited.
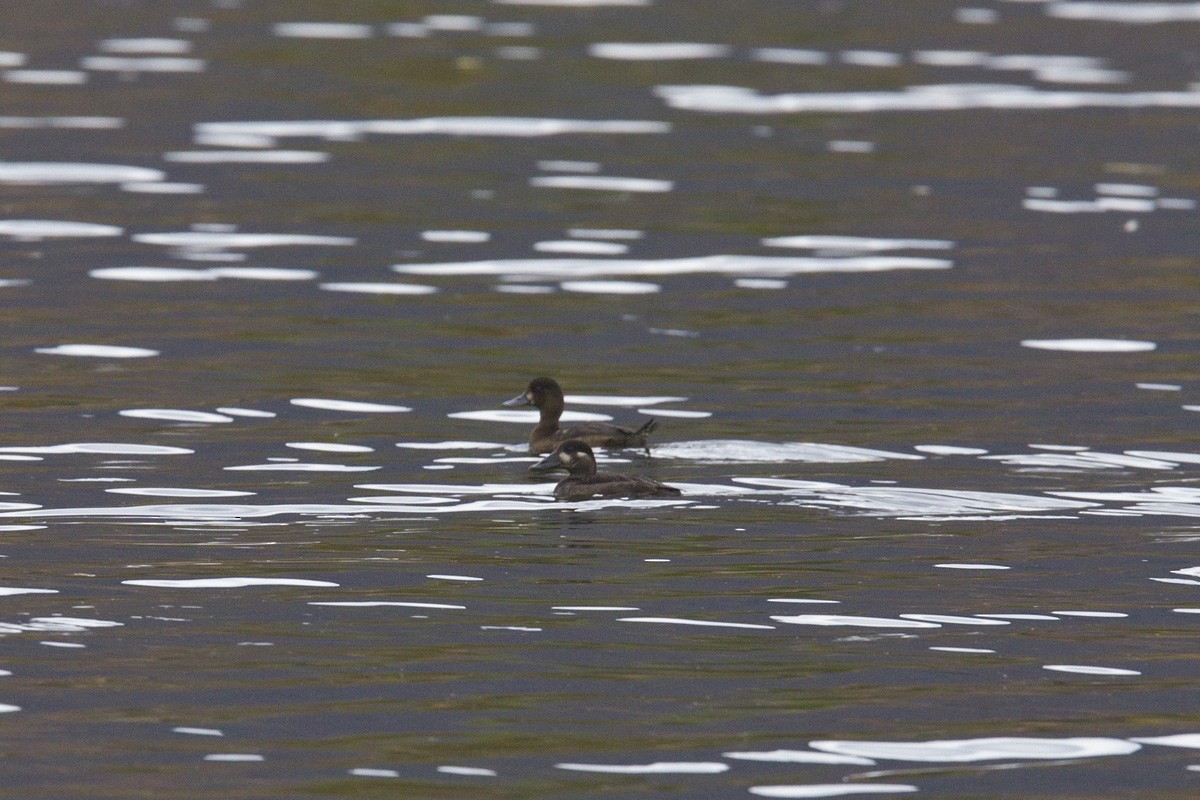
[503, 376, 658, 455]
[532, 440, 682, 501]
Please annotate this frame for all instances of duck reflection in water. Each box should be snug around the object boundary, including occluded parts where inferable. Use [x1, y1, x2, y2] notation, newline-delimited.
[503, 376, 657, 455]
[531, 440, 682, 501]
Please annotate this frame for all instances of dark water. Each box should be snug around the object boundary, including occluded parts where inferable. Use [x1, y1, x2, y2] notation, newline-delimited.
[4, 1, 1200, 797]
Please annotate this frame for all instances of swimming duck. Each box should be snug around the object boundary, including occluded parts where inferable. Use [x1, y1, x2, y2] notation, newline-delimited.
[532, 439, 682, 501]
[503, 376, 658, 455]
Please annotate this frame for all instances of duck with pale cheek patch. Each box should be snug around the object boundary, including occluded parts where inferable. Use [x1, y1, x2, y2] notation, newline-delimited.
[531, 439, 682, 501]
[503, 376, 657, 455]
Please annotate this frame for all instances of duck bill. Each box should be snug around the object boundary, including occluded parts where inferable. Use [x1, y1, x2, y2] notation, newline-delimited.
[530, 452, 563, 471]
[502, 392, 531, 407]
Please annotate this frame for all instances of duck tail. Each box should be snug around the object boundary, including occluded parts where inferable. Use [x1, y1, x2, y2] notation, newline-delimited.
[635, 417, 658, 436]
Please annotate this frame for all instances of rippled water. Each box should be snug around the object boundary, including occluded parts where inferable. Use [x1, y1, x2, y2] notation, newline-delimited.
[5, 1, 1200, 797]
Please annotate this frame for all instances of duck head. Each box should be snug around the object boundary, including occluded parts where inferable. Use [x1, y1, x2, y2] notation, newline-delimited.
[530, 439, 597, 475]
[503, 376, 563, 408]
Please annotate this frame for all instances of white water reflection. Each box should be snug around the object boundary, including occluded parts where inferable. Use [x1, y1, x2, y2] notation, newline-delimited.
[123, 578, 338, 588]
[1021, 338, 1156, 352]
[663, 441, 924, 463]
[0, 163, 164, 184]
[808, 736, 1141, 761]
[193, 118, 670, 147]
[4, 70, 87, 84]
[36, 344, 159, 358]
[290, 398, 411, 413]
[724, 750, 875, 765]
[656, 84, 1200, 114]
[530, 175, 673, 192]
[449, 409, 612, 423]
[133, 232, 355, 249]
[120, 409, 235, 423]
[320, 282, 438, 295]
[772, 615, 942, 629]
[395, 254, 952, 278]
[750, 787, 916, 799]
[556, 761, 729, 774]
[1047, 2, 1200, 23]
[0, 220, 123, 239]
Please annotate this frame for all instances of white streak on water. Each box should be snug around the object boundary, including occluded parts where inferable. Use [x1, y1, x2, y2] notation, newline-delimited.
[1129, 734, 1200, 748]
[203, 754, 264, 762]
[539, 160, 600, 172]
[273, 22, 374, 39]
[213, 267, 316, 280]
[565, 394, 685, 406]
[531, 175, 673, 192]
[567, 228, 644, 239]
[1043, 664, 1141, 676]
[217, 407, 276, 418]
[589, 42, 731, 60]
[4, 70, 87, 84]
[1020, 338, 1156, 352]
[286, 442, 374, 453]
[619, 617, 776, 630]
[395, 441, 508, 449]
[449, 409, 612, 423]
[36, 344, 159, 358]
[982, 450, 1175, 470]
[668, 441, 923, 463]
[120, 409, 235, 423]
[930, 646, 996, 653]
[421, 230, 491, 243]
[91, 267, 216, 282]
[556, 761, 730, 773]
[808, 736, 1141, 761]
[99, 38, 192, 54]
[772, 615, 941, 629]
[914, 445, 989, 455]
[224, 463, 380, 472]
[753, 48, 830, 65]
[320, 282, 438, 295]
[0, 587, 58, 596]
[736, 278, 787, 289]
[107, 488, 254, 498]
[350, 768, 399, 777]
[172, 727, 223, 736]
[656, 83, 1200, 113]
[290, 398, 411, 413]
[82, 56, 204, 72]
[561, 280, 660, 294]
[123, 578, 339, 588]
[310, 601, 466, 609]
[0, 220, 124, 239]
[534, 240, 629, 255]
[437, 765, 498, 776]
[724, 750, 875, 764]
[193, 118, 670, 146]
[164, 150, 329, 164]
[134, 232, 355, 248]
[764, 235, 954, 251]
[1047, 2, 1200, 23]
[898, 614, 1010, 626]
[0, 443, 191, 455]
[934, 563, 1010, 570]
[749, 786, 916, 799]
[395, 254, 952, 277]
[427, 574, 483, 581]
[637, 408, 711, 418]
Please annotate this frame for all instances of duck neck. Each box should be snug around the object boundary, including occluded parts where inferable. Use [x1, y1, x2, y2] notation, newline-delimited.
[536, 394, 564, 431]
